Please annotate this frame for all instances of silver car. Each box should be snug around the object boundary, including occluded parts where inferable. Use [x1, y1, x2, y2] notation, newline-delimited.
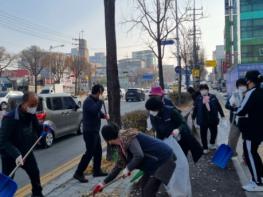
[37, 93, 83, 147]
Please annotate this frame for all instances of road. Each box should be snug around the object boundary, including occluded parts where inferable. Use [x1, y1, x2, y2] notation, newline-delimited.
[2, 100, 146, 189]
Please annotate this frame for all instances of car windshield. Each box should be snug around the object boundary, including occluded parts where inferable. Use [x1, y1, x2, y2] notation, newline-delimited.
[40, 89, 50, 94]
[0, 92, 7, 97]
[127, 89, 139, 92]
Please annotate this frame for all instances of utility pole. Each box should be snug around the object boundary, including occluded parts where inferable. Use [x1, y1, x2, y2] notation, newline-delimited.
[189, 0, 203, 88]
[72, 31, 85, 95]
[72, 37, 80, 95]
[175, 0, 182, 103]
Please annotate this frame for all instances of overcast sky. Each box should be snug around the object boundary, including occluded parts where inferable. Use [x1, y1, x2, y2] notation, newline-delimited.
[0, 0, 224, 64]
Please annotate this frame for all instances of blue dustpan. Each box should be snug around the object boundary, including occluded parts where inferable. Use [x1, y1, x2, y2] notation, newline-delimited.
[212, 144, 233, 169]
[0, 174, 18, 197]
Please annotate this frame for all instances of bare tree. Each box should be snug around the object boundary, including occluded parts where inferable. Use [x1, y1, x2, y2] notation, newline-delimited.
[0, 47, 16, 76]
[125, 0, 191, 88]
[67, 56, 87, 95]
[178, 25, 193, 67]
[19, 46, 46, 93]
[43, 53, 69, 84]
[104, 0, 121, 126]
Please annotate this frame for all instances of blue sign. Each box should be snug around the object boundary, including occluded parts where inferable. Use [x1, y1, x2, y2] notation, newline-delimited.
[142, 74, 154, 81]
[161, 40, 175, 45]
[175, 66, 181, 74]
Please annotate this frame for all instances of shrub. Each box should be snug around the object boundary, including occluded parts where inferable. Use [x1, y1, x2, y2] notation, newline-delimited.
[168, 92, 192, 106]
[122, 110, 148, 132]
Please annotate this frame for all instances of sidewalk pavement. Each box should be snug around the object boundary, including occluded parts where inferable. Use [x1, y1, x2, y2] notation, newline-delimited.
[215, 91, 263, 197]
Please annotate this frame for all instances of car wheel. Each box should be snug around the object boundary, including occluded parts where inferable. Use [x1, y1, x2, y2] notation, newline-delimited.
[1, 102, 7, 110]
[77, 121, 83, 135]
[43, 132, 54, 148]
[126, 99, 128, 102]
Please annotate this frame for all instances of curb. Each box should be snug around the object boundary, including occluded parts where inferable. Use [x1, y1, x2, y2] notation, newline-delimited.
[232, 156, 263, 197]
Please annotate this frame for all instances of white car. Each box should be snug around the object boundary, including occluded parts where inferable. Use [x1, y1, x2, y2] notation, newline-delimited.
[40, 87, 55, 94]
[120, 88, 126, 98]
[0, 91, 24, 109]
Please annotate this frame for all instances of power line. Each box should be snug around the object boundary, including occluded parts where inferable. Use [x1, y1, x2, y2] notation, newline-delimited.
[0, 9, 72, 40]
[0, 20, 72, 45]
[0, 16, 72, 44]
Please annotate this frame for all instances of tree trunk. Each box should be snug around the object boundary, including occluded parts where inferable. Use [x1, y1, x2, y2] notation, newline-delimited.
[104, 0, 121, 161]
[157, 40, 164, 89]
[104, 0, 121, 126]
[34, 75, 37, 93]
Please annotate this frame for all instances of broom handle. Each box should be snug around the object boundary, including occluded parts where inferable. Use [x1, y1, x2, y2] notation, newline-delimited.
[9, 135, 43, 177]
[102, 100, 109, 124]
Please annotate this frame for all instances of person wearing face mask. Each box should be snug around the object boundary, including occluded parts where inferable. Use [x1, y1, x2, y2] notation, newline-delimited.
[225, 78, 247, 156]
[74, 84, 110, 183]
[192, 83, 225, 154]
[235, 70, 263, 192]
[92, 123, 176, 197]
[0, 92, 45, 197]
[145, 97, 193, 197]
[145, 97, 203, 162]
[149, 86, 181, 113]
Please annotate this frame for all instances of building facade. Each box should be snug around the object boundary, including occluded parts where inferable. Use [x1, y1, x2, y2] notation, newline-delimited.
[239, 0, 263, 64]
[213, 45, 225, 80]
[118, 58, 145, 75]
[132, 50, 156, 67]
[225, 0, 263, 66]
[90, 52, 106, 67]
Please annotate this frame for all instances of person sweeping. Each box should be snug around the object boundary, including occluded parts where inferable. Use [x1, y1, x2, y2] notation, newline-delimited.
[0, 92, 45, 197]
[92, 123, 176, 197]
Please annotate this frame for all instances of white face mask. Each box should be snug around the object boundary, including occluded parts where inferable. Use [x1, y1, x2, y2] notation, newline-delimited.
[149, 111, 158, 117]
[99, 94, 104, 100]
[200, 90, 208, 96]
[238, 86, 247, 93]
[27, 107, 37, 115]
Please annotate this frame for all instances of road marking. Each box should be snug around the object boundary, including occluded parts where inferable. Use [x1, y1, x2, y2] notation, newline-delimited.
[15, 143, 107, 197]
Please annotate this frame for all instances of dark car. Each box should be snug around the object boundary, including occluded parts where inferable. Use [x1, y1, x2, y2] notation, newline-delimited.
[125, 88, 145, 102]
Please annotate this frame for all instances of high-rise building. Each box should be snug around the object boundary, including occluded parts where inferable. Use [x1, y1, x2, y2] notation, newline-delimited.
[90, 52, 106, 67]
[239, 0, 263, 64]
[118, 58, 145, 76]
[225, 0, 263, 66]
[132, 50, 156, 67]
[71, 39, 89, 61]
[212, 45, 225, 80]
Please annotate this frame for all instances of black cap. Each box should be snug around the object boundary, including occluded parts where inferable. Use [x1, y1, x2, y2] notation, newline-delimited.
[145, 97, 163, 111]
[101, 123, 119, 141]
[245, 70, 263, 86]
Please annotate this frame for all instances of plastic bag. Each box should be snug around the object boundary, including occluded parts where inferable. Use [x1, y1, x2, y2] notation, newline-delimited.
[163, 136, 192, 197]
[220, 118, 228, 130]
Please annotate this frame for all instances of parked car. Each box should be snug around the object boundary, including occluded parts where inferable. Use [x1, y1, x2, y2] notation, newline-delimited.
[72, 95, 82, 107]
[7, 93, 83, 148]
[40, 87, 55, 94]
[120, 88, 126, 98]
[0, 91, 24, 109]
[144, 88, 150, 96]
[36, 93, 83, 147]
[103, 87, 108, 100]
[125, 88, 145, 102]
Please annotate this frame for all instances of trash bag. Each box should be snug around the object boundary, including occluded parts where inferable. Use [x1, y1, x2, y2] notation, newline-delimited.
[179, 124, 203, 163]
[163, 136, 192, 197]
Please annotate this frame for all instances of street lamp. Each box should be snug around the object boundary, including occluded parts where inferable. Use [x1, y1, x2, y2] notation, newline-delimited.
[48, 44, 65, 85]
